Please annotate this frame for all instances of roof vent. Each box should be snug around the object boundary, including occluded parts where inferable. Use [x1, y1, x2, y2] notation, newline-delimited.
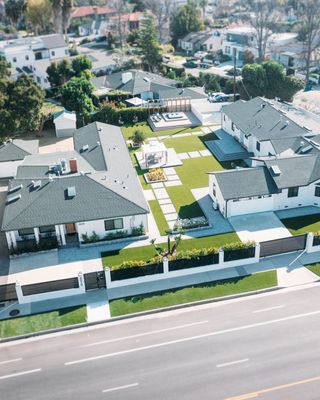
[81, 144, 89, 152]
[33, 180, 41, 189]
[8, 184, 23, 194]
[6, 194, 21, 204]
[143, 77, 150, 82]
[96, 141, 100, 146]
[67, 186, 76, 198]
[270, 165, 281, 176]
[80, 171, 85, 176]
[261, 103, 266, 109]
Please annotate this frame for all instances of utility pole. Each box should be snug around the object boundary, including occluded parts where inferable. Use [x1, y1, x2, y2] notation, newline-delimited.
[233, 48, 237, 102]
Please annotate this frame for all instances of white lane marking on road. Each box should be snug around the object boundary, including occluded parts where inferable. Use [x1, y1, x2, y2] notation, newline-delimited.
[216, 359, 249, 368]
[84, 321, 209, 347]
[0, 368, 42, 380]
[102, 383, 139, 393]
[253, 305, 285, 314]
[65, 310, 320, 366]
[0, 358, 22, 365]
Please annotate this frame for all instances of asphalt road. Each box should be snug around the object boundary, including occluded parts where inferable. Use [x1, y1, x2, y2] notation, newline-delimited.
[2, 284, 320, 399]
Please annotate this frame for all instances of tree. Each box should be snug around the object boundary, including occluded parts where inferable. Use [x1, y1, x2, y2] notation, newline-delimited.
[241, 61, 304, 101]
[130, 129, 145, 146]
[46, 59, 73, 87]
[25, 0, 53, 35]
[50, 0, 62, 33]
[60, 76, 95, 122]
[243, 49, 255, 64]
[0, 56, 11, 79]
[199, 0, 208, 19]
[139, 15, 162, 72]
[248, 0, 282, 63]
[0, 75, 44, 135]
[61, 0, 73, 34]
[71, 55, 93, 76]
[4, 0, 26, 25]
[297, 0, 320, 83]
[170, 0, 204, 48]
[146, 0, 173, 43]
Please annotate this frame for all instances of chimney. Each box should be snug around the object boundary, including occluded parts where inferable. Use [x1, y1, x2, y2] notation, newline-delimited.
[69, 158, 78, 173]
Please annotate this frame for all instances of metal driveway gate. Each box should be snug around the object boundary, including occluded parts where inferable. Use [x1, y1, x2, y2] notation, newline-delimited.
[22, 277, 79, 296]
[84, 271, 106, 291]
[260, 234, 307, 258]
[0, 284, 17, 302]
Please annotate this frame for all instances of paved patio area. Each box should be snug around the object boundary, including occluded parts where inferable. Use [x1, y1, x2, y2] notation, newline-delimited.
[229, 212, 292, 243]
[276, 206, 320, 219]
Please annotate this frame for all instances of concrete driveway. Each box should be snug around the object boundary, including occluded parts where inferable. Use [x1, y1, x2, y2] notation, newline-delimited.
[229, 212, 292, 243]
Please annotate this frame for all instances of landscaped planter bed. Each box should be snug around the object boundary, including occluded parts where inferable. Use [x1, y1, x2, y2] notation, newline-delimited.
[223, 246, 255, 262]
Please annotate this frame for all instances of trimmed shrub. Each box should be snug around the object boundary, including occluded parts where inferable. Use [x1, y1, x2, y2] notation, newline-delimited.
[222, 242, 255, 262]
[110, 261, 163, 280]
[169, 248, 219, 271]
[93, 104, 149, 125]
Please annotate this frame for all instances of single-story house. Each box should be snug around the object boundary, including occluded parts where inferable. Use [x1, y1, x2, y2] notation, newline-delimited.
[53, 110, 77, 138]
[209, 97, 320, 217]
[1, 122, 149, 251]
[0, 139, 39, 179]
[178, 31, 222, 53]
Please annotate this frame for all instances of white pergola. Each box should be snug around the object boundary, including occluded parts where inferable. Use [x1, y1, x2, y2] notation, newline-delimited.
[141, 142, 168, 168]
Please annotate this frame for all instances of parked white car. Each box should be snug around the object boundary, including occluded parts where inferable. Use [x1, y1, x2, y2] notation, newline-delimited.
[194, 51, 208, 59]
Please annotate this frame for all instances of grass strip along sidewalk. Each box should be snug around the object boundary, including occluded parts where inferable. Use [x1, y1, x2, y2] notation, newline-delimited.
[0, 306, 86, 338]
[109, 270, 277, 317]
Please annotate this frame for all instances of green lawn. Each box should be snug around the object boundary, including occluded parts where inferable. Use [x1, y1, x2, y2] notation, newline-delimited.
[121, 122, 201, 140]
[306, 263, 320, 277]
[109, 270, 277, 316]
[148, 200, 169, 236]
[176, 157, 224, 189]
[281, 214, 320, 235]
[166, 186, 204, 219]
[0, 306, 86, 338]
[102, 232, 238, 268]
[163, 135, 206, 153]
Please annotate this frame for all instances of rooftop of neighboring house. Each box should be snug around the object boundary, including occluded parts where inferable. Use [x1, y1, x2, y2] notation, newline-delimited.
[1, 122, 149, 232]
[109, 11, 147, 23]
[71, 6, 115, 19]
[91, 69, 178, 96]
[0, 139, 39, 163]
[0, 34, 67, 51]
[222, 97, 312, 141]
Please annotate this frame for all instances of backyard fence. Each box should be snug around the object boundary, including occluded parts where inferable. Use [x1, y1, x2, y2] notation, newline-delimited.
[260, 234, 307, 258]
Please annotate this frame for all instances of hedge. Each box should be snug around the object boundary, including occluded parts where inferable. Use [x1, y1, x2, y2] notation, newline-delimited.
[110, 262, 163, 281]
[169, 253, 219, 271]
[223, 246, 255, 262]
[92, 104, 150, 125]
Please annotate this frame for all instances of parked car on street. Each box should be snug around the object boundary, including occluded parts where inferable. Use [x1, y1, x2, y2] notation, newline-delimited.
[183, 61, 198, 68]
[194, 51, 208, 59]
[226, 67, 242, 76]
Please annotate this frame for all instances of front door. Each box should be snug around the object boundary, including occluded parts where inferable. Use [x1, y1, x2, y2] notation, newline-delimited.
[65, 223, 76, 235]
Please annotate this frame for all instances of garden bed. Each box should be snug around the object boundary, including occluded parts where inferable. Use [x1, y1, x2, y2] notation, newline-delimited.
[144, 168, 167, 184]
[110, 262, 163, 281]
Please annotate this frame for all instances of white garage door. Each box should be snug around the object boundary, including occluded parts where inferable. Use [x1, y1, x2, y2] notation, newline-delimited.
[228, 196, 274, 217]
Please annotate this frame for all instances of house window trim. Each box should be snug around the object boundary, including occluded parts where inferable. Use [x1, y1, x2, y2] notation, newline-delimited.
[315, 186, 320, 197]
[18, 227, 34, 236]
[39, 225, 56, 233]
[288, 187, 299, 198]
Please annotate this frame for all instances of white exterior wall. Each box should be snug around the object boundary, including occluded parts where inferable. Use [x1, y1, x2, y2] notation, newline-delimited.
[1, 47, 35, 68]
[0, 160, 22, 178]
[76, 214, 148, 240]
[273, 181, 320, 211]
[54, 115, 77, 138]
[209, 174, 227, 215]
[49, 47, 69, 60]
[227, 195, 274, 217]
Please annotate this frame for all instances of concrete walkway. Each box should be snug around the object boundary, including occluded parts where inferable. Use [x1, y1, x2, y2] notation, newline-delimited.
[86, 299, 110, 322]
[277, 266, 319, 287]
[276, 206, 320, 219]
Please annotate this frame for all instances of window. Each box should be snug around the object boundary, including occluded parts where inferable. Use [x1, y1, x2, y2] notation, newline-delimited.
[18, 228, 34, 236]
[231, 122, 235, 131]
[13, 57, 17, 62]
[256, 141, 261, 152]
[51, 50, 55, 56]
[65, 49, 69, 55]
[288, 187, 299, 198]
[104, 218, 123, 231]
[223, 115, 226, 121]
[212, 184, 216, 197]
[315, 186, 320, 197]
[39, 225, 56, 233]
[25, 55, 29, 60]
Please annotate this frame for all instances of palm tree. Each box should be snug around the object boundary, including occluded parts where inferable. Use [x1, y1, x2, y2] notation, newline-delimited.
[199, 0, 208, 19]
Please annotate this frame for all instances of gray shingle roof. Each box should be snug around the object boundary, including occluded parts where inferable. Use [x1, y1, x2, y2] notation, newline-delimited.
[157, 87, 207, 100]
[2, 174, 148, 231]
[2, 122, 149, 231]
[91, 69, 178, 96]
[40, 34, 67, 49]
[223, 97, 308, 141]
[210, 167, 279, 200]
[0, 139, 38, 162]
[264, 155, 320, 189]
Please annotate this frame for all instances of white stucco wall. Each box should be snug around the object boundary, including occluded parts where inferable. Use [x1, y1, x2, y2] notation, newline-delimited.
[227, 195, 274, 217]
[54, 114, 77, 137]
[76, 214, 148, 241]
[0, 160, 23, 178]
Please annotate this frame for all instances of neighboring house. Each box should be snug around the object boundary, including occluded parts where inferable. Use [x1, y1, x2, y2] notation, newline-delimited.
[91, 69, 207, 101]
[209, 97, 320, 217]
[222, 26, 297, 62]
[53, 110, 77, 138]
[70, 6, 115, 21]
[178, 31, 222, 54]
[0, 34, 69, 88]
[1, 122, 149, 251]
[0, 139, 39, 179]
[108, 12, 147, 34]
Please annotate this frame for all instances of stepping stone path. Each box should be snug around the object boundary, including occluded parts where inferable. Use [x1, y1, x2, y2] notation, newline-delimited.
[188, 151, 201, 158]
[151, 182, 164, 189]
[143, 190, 155, 201]
[154, 188, 169, 200]
[199, 149, 211, 157]
[160, 203, 176, 214]
[178, 153, 189, 160]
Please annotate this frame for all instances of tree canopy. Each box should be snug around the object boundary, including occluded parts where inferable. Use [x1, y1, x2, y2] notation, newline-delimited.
[139, 14, 162, 72]
[241, 61, 305, 101]
[170, 0, 204, 48]
[46, 55, 92, 87]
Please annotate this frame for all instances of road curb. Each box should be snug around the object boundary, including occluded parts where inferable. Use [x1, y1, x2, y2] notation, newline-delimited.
[0, 285, 283, 344]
